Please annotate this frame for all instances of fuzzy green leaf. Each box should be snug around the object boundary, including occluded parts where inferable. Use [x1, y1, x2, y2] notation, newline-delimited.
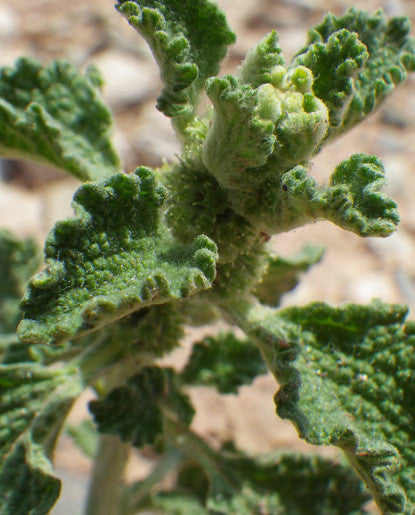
[206, 450, 370, 514]
[230, 153, 399, 237]
[0, 439, 61, 515]
[292, 29, 368, 131]
[6, 302, 183, 367]
[0, 231, 40, 338]
[240, 300, 415, 513]
[294, 8, 415, 138]
[237, 31, 285, 89]
[17, 167, 218, 346]
[89, 366, 194, 447]
[255, 244, 325, 306]
[0, 363, 83, 513]
[150, 452, 370, 514]
[0, 58, 120, 181]
[202, 67, 328, 189]
[181, 331, 267, 394]
[116, 0, 235, 128]
[157, 431, 369, 515]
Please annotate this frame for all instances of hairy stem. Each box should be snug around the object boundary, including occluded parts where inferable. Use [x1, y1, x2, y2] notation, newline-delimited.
[121, 447, 185, 513]
[85, 434, 130, 515]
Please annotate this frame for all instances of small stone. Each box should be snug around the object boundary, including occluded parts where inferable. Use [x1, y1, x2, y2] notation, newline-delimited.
[344, 272, 401, 304]
[366, 231, 415, 273]
[0, 181, 42, 241]
[382, 154, 411, 196]
[90, 50, 160, 109]
[131, 102, 180, 167]
[0, 3, 18, 40]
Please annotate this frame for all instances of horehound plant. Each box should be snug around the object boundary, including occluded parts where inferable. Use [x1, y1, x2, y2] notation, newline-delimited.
[1, 1, 415, 513]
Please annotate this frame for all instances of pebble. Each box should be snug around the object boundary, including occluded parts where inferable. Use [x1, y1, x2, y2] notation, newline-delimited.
[131, 102, 180, 167]
[0, 181, 42, 241]
[0, 3, 18, 40]
[366, 230, 415, 275]
[343, 271, 401, 304]
[90, 50, 160, 110]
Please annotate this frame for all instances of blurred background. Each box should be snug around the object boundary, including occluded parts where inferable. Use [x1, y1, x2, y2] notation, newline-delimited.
[3, 0, 415, 513]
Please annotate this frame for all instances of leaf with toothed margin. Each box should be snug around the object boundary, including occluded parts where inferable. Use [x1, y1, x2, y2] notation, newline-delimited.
[89, 366, 194, 447]
[0, 363, 84, 513]
[0, 58, 120, 181]
[116, 0, 235, 129]
[17, 167, 218, 346]
[147, 444, 370, 513]
[230, 153, 399, 237]
[291, 29, 368, 132]
[255, 244, 325, 307]
[207, 448, 371, 514]
[202, 67, 328, 190]
[181, 331, 267, 394]
[236, 299, 415, 513]
[202, 75, 276, 189]
[237, 31, 285, 88]
[293, 8, 415, 139]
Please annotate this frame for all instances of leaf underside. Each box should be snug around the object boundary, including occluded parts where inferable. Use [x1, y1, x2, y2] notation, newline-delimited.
[0, 58, 120, 181]
[245, 300, 415, 513]
[0, 363, 83, 513]
[17, 167, 218, 346]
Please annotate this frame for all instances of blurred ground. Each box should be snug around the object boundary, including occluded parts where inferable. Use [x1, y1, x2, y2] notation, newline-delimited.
[3, 0, 415, 513]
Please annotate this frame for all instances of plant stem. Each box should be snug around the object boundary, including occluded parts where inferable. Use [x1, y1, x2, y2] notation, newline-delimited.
[121, 447, 185, 513]
[80, 336, 149, 515]
[85, 434, 130, 515]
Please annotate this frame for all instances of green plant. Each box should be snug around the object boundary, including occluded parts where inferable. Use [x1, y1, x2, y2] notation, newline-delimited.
[1, 0, 415, 513]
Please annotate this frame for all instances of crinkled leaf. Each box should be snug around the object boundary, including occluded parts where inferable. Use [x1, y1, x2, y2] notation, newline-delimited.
[0, 231, 40, 339]
[0, 438, 61, 515]
[0, 58, 120, 181]
[202, 75, 276, 188]
[255, 244, 325, 306]
[292, 29, 368, 131]
[17, 167, 218, 346]
[294, 8, 415, 138]
[181, 331, 267, 394]
[232, 153, 399, 237]
[0, 363, 84, 513]
[66, 420, 98, 459]
[161, 430, 369, 515]
[202, 66, 328, 189]
[207, 450, 370, 514]
[237, 31, 285, 89]
[241, 299, 415, 513]
[89, 366, 194, 447]
[6, 303, 183, 366]
[116, 0, 235, 128]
